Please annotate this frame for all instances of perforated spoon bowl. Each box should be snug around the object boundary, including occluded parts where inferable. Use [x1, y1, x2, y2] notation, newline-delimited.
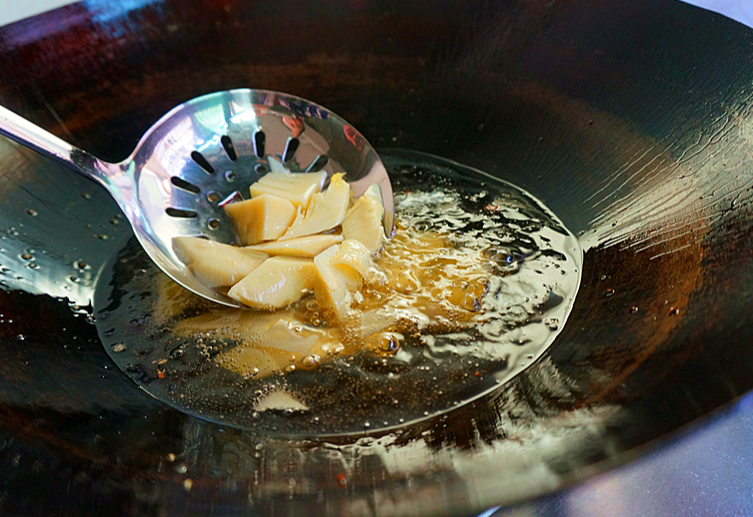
[0, 89, 394, 307]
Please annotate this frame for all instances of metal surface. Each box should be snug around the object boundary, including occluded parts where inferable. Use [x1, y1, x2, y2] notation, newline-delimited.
[493, 392, 753, 517]
[0, 89, 392, 307]
[0, 0, 752, 516]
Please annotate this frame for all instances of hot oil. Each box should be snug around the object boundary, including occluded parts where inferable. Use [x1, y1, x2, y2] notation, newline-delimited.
[94, 151, 583, 436]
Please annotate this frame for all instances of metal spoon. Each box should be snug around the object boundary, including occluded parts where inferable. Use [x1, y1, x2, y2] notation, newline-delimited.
[0, 89, 394, 307]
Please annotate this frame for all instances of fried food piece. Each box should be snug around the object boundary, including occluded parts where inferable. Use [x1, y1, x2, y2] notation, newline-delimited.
[228, 256, 316, 309]
[173, 236, 267, 287]
[224, 194, 297, 244]
[280, 173, 350, 240]
[244, 234, 343, 257]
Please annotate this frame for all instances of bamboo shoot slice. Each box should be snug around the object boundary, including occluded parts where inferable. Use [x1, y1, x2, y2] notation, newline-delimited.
[224, 194, 297, 245]
[173, 236, 267, 287]
[228, 256, 316, 309]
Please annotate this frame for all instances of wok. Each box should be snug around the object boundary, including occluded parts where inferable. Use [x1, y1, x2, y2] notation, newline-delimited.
[0, 0, 751, 515]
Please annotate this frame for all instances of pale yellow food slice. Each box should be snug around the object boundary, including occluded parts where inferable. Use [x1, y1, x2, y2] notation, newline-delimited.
[228, 256, 316, 309]
[175, 307, 346, 379]
[180, 311, 323, 356]
[224, 194, 297, 245]
[313, 244, 361, 318]
[249, 170, 327, 207]
[215, 345, 293, 379]
[254, 390, 309, 412]
[173, 307, 290, 337]
[173, 236, 267, 287]
[341, 186, 385, 252]
[330, 239, 374, 279]
[244, 234, 343, 258]
[280, 173, 350, 240]
[260, 318, 323, 355]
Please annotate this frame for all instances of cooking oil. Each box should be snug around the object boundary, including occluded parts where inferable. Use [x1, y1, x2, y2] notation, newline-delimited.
[94, 151, 582, 436]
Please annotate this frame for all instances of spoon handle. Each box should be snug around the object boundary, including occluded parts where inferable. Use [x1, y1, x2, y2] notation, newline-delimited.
[0, 104, 110, 183]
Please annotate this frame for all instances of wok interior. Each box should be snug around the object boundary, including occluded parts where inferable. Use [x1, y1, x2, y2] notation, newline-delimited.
[0, 0, 752, 515]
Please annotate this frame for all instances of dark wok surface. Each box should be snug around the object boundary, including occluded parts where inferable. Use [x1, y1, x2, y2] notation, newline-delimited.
[0, 0, 752, 515]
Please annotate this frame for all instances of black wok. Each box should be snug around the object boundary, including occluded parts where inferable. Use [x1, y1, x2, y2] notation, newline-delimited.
[0, 0, 751, 515]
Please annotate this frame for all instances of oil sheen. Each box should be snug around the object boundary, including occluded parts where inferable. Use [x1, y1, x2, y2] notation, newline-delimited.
[94, 151, 583, 436]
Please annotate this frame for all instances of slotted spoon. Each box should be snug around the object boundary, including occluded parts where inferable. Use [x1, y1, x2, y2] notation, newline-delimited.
[0, 89, 394, 307]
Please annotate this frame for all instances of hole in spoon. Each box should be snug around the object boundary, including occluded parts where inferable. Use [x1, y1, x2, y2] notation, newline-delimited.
[166, 208, 198, 218]
[306, 154, 329, 173]
[221, 135, 237, 161]
[206, 191, 220, 203]
[282, 137, 299, 163]
[170, 177, 200, 194]
[255, 164, 267, 175]
[191, 151, 215, 174]
[253, 131, 266, 158]
[207, 218, 221, 230]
